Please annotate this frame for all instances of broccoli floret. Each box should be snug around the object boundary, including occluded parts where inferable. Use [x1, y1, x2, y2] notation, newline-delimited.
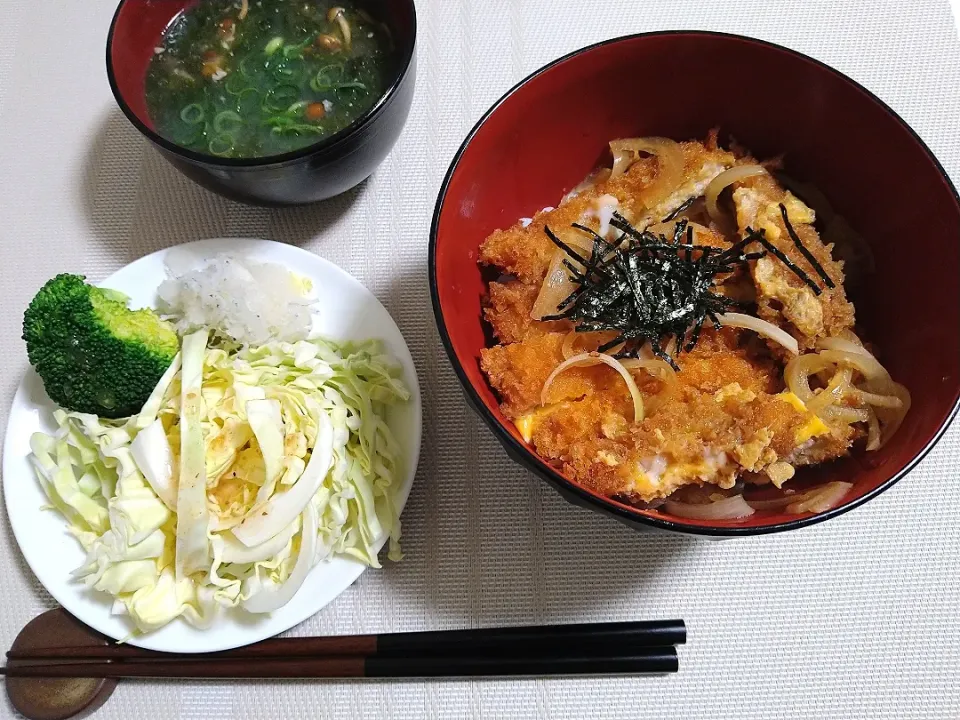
[22, 274, 179, 418]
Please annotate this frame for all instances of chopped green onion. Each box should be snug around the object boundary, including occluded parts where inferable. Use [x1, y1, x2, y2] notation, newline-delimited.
[309, 63, 344, 91]
[275, 123, 325, 135]
[208, 134, 236, 156]
[334, 81, 367, 92]
[236, 88, 260, 113]
[285, 100, 310, 115]
[281, 38, 312, 58]
[238, 56, 260, 78]
[213, 110, 243, 134]
[224, 73, 249, 95]
[264, 115, 324, 135]
[262, 84, 300, 112]
[272, 64, 298, 79]
[264, 36, 284, 56]
[179, 104, 205, 125]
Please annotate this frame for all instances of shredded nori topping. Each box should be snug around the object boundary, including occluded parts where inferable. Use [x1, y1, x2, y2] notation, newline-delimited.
[744, 224, 822, 296]
[662, 197, 695, 222]
[541, 209, 829, 368]
[779, 203, 836, 289]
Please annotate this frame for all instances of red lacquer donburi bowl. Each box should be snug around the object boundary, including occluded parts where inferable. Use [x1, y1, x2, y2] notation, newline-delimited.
[429, 32, 960, 537]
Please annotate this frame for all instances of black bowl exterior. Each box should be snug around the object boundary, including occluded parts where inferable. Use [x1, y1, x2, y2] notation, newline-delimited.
[150, 51, 417, 207]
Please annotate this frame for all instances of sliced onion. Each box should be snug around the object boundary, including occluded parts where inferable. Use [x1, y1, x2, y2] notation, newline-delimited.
[620, 357, 676, 378]
[665, 494, 755, 520]
[718, 312, 799, 355]
[866, 408, 881, 451]
[646, 221, 718, 259]
[786, 481, 852, 514]
[608, 137, 684, 207]
[663, 335, 678, 357]
[820, 405, 871, 424]
[241, 504, 317, 614]
[706, 164, 767, 224]
[806, 368, 852, 413]
[334, 11, 352, 49]
[530, 254, 576, 321]
[846, 388, 903, 409]
[541, 352, 645, 422]
[817, 349, 891, 384]
[781, 341, 908, 451]
[529, 229, 595, 320]
[785, 354, 834, 403]
[745, 494, 797, 511]
[561, 331, 580, 360]
[747, 482, 853, 514]
[622, 358, 677, 413]
[816, 336, 875, 358]
[877, 382, 911, 447]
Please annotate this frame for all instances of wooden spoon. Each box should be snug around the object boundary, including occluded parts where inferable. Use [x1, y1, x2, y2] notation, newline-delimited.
[6, 609, 116, 720]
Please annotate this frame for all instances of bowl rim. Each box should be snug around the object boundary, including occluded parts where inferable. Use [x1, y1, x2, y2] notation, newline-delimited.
[428, 29, 960, 537]
[105, 0, 417, 168]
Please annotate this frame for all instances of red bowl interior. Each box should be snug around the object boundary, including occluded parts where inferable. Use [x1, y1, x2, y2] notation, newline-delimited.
[431, 32, 960, 534]
[109, 0, 194, 130]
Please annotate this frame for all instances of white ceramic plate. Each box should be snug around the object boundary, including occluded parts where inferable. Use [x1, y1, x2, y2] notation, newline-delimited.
[2, 239, 422, 653]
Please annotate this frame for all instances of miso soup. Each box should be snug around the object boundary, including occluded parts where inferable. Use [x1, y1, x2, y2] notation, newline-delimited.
[145, 0, 393, 159]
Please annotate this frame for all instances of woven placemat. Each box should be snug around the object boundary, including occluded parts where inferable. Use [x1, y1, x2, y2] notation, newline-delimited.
[0, 0, 957, 717]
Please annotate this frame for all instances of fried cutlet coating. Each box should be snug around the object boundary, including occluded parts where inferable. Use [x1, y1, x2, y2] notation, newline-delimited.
[553, 388, 812, 501]
[521, 329, 813, 498]
[483, 280, 565, 345]
[671, 328, 781, 396]
[480, 330, 635, 419]
[733, 173, 855, 349]
[479, 140, 734, 285]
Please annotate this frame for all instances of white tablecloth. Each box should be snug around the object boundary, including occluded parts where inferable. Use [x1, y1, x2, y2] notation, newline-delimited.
[1, 1, 958, 717]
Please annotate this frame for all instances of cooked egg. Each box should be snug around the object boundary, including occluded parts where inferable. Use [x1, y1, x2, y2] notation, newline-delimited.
[515, 413, 536, 443]
[631, 450, 732, 497]
[776, 392, 831, 443]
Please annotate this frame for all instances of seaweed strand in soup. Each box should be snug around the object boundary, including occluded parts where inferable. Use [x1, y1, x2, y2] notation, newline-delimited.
[145, 0, 392, 159]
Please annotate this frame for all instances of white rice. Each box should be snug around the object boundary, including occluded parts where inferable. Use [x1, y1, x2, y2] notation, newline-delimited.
[157, 253, 316, 346]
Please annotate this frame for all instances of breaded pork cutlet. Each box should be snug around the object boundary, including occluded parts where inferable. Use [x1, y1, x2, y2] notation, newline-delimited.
[733, 173, 855, 349]
[494, 328, 837, 501]
[479, 136, 735, 286]
[478, 134, 885, 506]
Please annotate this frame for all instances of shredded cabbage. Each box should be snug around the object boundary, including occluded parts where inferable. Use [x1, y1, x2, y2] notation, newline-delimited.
[29, 335, 408, 633]
[175, 330, 211, 581]
[129, 419, 177, 511]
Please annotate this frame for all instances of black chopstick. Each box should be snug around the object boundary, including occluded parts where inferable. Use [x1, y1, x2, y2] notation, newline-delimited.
[0, 648, 679, 679]
[6, 619, 686, 661]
